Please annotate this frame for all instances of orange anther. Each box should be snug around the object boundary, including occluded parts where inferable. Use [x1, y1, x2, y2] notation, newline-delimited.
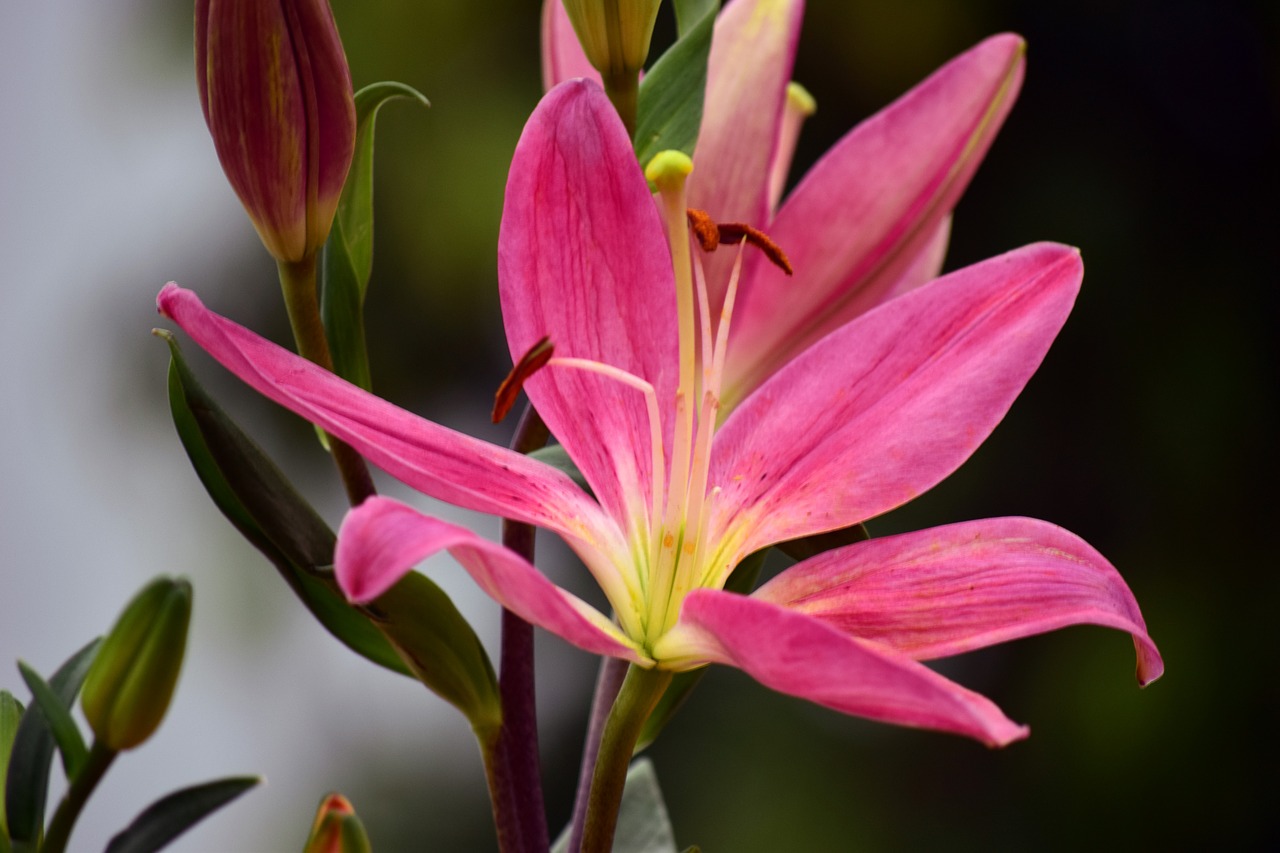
[493, 336, 554, 423]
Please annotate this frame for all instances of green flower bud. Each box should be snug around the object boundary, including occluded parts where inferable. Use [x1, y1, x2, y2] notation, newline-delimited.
[195, 0, 357, 263]
[81, 577, 192, 751]
[303, 793, 371, 853]
[561, 0, 662, 79]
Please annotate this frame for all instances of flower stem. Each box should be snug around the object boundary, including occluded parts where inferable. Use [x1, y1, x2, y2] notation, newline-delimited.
[277, 257, 376, 506]
[580, 664, 673, 853]
[490, 404, 551, 852]
[568, 656, 628, 852]
[40, 740, 116, 853]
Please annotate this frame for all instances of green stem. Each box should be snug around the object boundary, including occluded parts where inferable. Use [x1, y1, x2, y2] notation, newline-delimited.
[277, 257, 376, 506]
[580, 665, 672, 853]
[40, 741, 116, 853]
[603, 70, 639, 139]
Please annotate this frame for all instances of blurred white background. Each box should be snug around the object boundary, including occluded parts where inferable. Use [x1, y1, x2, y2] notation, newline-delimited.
[0, 2, 575, 850]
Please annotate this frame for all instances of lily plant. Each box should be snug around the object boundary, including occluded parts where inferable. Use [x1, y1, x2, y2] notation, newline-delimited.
[158, 75, 1161, 756]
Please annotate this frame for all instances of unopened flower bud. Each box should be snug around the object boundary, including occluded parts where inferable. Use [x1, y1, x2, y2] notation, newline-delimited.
[561, 0, 661, 80]
[303, 793, 371, 853]
[81, 577, 192, 751]
[195, 0, 357, 263]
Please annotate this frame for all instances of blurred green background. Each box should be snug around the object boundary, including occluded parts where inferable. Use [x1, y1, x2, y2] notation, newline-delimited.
[3, 0, 1276, 849]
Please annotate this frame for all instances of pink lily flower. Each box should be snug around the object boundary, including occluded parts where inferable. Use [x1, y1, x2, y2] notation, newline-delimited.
[544, 0, 1025, 411]
[158, 81, 1160, 747]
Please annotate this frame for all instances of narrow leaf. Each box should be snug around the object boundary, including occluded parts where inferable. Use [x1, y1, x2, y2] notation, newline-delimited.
[104, 776, 260, 853]
[672, 0, 717, 37]
[161, 331, 411, 678]
[15, 664, 87, 780]
[1, 690, 25, 842]
[363, 573, 501, 734]
[634, 2, 717, 169]
[4, 639, 100, 845]
[163, 332, 498, 723]
[321, 81, 430, 391]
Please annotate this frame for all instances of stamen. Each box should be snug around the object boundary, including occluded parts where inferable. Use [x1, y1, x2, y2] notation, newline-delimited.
[492, 336, 554, 423]
[547, 356, 668, 561]
[686, 208, 720, 252]
[714, 223, 793, 275]
[685, 212, 794, 276]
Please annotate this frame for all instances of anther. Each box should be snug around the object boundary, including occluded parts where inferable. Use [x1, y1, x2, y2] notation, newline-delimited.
[684, 209, 793, 276]
[492, 336, 554, 423]
[686, 208, 720, 252]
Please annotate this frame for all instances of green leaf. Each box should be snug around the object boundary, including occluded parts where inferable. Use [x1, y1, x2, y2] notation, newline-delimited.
[4, 639, 100, 846]
[672, 0, 717, 36]
[364, 573, 501, 735]
[161, 331, 410, 678]
[321, 81, 429, 391]
[634, 1, 718, 170]
[550, 759, 677, 853]
[774, 522, 870, 563]
[163, 333, 499, 728]
[528, 443, 592, 495]
[634, 549, 765, 753]
[15, 664, 86, 780]
[1, 690, 25, 844]
[103, 776, 260, 853]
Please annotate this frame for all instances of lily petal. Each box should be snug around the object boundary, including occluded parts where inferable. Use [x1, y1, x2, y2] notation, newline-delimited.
[756, 517, 1164, 686]
[338, 496, 649, 664]
[727, 33, 1026, 402]
[499, 80, 678, 529]
[658, 590, 1029, 747]
[156, 284, 613, 551]
[710, 243, 1082, 563]
[541, 0, 600, 90]
[690, 0, 804, 312]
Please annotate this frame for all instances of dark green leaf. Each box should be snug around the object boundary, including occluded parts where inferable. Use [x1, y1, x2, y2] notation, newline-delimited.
[364, 573, 501, 734]
[321, 81, 429, 391]
[635, 549, 766, 752]
[634, 1, 718, 170]
[104, 776, 260, 853]
[15, 664, 86, 780]
[161, 332, 410, 678]
[672, 0, 717, 37]
[4, 639, 100, 845]
[775, 522, 870, 563]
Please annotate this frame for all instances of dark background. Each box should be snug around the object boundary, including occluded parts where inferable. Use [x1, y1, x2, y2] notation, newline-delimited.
[130, 0, 1280, 848]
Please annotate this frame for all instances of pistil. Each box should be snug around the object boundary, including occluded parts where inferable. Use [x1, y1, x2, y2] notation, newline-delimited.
[645, 151, 698, 644]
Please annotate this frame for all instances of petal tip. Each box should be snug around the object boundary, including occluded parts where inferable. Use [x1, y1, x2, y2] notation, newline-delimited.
[987, 720, 1031, 748]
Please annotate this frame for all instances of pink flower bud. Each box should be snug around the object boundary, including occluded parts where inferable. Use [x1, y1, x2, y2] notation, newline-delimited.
[195, 0, 356, 263]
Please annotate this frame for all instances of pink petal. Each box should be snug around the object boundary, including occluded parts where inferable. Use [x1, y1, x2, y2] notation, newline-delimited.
[157, 284, 614, 552]
[880, 215, 951, 303]
[709, 243, 1082, 564]
[338, 497, 649, 664]
[689, 0, 804, 313]
[499, 80, 678, 529]
[726, 34, 1026, 403]
[756, 517, 1163, 686]
[659, 590, 1028, 747]
[540, 0, 601, 90]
